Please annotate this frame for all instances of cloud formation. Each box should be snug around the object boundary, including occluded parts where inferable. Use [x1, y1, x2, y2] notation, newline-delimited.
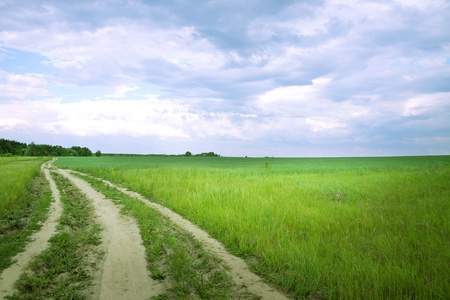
[0, 0, 449, 156]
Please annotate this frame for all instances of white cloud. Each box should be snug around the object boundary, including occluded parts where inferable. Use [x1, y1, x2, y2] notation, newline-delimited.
[54, 99, 191, 137]
[402, 93, 450, 117]
[1, 24, 224, 86]
[252, 80, 450, 144]
[394, 0, 448, 10]
[254, 77, 356, 124]
[0, 97, 258, 141]
[0, 70, 49, 101]
[0, 118, 27, 131]
[306, 118, 346, 132]
[105, 85, 139, 98]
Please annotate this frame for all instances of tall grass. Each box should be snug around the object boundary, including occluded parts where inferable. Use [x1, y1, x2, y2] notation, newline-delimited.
[0, 157, 46, 215]
[56, 156, 450, 299]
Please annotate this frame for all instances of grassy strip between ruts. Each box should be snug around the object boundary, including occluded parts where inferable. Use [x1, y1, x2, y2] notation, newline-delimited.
[7, 172, 102, 300]
[0, 163, 52, 273]
[76, 172, 259, 299]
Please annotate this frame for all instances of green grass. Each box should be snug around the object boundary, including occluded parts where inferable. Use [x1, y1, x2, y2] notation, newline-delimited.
[0, 157, 52, 272]
[55, 155, 450, 299]
[0, 157, 47, 215]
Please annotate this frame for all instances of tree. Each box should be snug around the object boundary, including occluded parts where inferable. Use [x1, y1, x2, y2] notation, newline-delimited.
[26, 142, 37, 156]
[0, 139, 27, 156]
[185, 151, 192, 157]
[68, 149, 78, 156]
[95, 150, 102, 157]
[70, 146, 93, 156]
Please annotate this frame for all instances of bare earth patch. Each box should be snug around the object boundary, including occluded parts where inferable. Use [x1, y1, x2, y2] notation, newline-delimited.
[0, 160, 63, 299]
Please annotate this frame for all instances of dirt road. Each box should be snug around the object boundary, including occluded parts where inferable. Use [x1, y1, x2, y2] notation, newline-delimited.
[57, 169, 167, 299]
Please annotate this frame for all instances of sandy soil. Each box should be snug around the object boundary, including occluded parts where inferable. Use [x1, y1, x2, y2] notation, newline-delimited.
[0, 160, 63, 299]
[70, 169, 289, 300]
[57, 169, 167, 300]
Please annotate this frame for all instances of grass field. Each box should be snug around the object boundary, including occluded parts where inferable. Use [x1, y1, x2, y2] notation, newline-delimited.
[55, 155, 450, 299]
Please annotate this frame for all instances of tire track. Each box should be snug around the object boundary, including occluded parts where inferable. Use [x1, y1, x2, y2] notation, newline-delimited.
[57, 169, 167, 299]
[0, 160, 63, 299]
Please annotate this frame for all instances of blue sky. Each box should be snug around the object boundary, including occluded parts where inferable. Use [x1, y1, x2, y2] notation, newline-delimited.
[0, 0, 449, 157]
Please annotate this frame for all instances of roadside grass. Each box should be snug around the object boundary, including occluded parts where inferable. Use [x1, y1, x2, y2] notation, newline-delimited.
[0, 157, 51, 272]
[78, 172, 256, 299]
[7, 173, 102, 300]
[56, 156, 450, 299]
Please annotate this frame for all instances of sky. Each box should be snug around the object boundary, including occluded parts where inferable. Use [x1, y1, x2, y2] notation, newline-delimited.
[0, 0, 449, 157]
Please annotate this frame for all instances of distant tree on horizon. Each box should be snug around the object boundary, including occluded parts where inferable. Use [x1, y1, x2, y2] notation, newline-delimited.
[195, 152, 220, 157]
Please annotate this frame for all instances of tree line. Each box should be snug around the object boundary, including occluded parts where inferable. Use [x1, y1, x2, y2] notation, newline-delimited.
[0, 138, 96, 157]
